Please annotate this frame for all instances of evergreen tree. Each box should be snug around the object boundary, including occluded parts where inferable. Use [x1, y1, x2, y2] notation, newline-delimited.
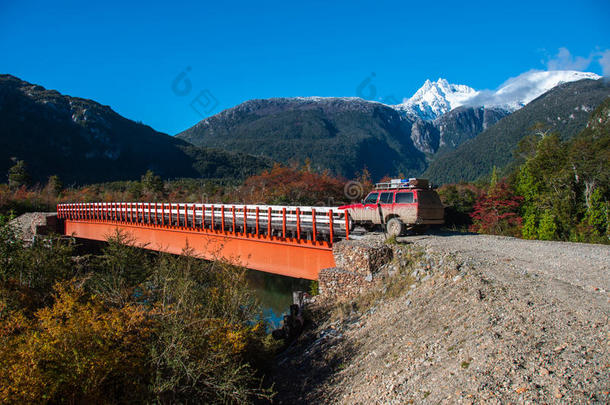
[515, 133, 575, 239]
[537, 210, 557, 240]
[513, 99, 609, 243]
[583, 188, 608, 239]
[46, 175, 63, 196]
[8, 160, 30, 190]
[489, 166, 498, 188]
[141, 170, 164, 195]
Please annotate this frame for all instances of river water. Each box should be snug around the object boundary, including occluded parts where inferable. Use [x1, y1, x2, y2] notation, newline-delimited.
[246, 270, 311, 328]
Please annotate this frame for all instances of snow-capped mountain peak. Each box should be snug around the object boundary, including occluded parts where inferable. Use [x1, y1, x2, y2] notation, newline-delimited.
[395, 78, 478, 120]
[393, 70, 601, 121]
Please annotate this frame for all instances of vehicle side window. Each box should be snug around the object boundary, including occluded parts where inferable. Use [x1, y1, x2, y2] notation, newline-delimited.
[363, 192, 379, 204]
[416, 191, 441, 205]
[379, 192, 394, 204]
[395, 192, 414, 204]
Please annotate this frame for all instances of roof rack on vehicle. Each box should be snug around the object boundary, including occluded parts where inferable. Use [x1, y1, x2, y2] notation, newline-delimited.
[373, 178, 430, 190]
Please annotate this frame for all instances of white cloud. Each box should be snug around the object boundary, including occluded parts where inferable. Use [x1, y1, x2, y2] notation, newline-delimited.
[464, 70, 553, 108]
[464, 47, 609, 108]
[545, 47, 610, 76]
[546, 47, 593, 71]
[598, 50, 610, 77]
[463, 70, 601, 109]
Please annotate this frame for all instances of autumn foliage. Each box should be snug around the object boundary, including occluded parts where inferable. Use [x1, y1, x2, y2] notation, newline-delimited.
[0, 163, 358, 218]
[0, 284, 153, 403]
[238, 164, 347, 205]
[469, 181, 523, 236]
[0, 219, 273, 404]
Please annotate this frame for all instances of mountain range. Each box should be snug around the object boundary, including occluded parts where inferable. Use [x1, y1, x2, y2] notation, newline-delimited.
[1, 71, 607, 186]
[178, 97, 428, 180]
[424, 78, 610, 183]
[178, 70, 606, 180]
[0, 74, 271, 185]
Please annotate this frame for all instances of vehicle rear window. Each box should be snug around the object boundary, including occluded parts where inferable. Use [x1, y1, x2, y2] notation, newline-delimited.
[417, 191, 442, 205]
[364, 192, 378, 204]
[395, 191, 414, 203]
[379, 192, 394, 204]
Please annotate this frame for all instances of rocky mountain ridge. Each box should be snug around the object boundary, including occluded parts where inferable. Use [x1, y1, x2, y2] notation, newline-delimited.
[178, 97, 427, 180]
[178, 71, 602, 181]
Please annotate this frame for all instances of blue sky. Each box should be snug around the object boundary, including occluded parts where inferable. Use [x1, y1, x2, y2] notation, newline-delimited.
[1, 0, 609, 134]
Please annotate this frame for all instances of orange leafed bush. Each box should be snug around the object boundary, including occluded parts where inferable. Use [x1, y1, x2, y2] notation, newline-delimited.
[239, 164, 347, 205]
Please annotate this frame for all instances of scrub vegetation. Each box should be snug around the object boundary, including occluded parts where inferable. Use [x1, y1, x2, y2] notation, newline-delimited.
[0, 219, 276, 404]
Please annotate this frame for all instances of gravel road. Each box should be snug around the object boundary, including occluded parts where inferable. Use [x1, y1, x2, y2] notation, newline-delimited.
[404, 232, 609, 293]
[272, 233, 610, 404]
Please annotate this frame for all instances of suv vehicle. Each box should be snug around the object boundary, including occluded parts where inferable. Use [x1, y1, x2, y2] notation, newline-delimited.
[339, 178, 444, 236]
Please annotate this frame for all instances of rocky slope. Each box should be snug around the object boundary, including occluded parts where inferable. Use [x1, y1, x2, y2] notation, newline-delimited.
[0, 74, 271, 184]
[394, 78, 478, 121]
[410, 106, 509, 155]
[272, 233, 609, 403]
[395, 71, 601, 117]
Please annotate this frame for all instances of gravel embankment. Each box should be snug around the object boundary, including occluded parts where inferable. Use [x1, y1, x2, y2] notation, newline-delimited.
[272, 233, 610, 404]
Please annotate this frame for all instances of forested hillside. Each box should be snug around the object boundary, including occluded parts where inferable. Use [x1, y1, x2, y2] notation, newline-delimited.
[0, 75, 271, 185]
[425, 79, 610, 184]
[177, 97, 427, 180]
[438, 98, 609, 244]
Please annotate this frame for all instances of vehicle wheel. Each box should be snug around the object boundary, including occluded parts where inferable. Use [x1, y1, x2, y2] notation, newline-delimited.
[386, 218, 404, 237]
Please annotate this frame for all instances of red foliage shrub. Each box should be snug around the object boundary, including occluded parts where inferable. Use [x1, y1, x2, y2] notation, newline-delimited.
[238, 164, 347, 205]
[470, 181, 523, 236]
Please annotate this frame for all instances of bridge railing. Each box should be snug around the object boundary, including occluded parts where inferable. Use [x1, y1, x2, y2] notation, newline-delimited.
[57, 202, 351, 243]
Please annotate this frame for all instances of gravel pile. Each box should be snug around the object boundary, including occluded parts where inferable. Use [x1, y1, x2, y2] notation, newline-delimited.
[272, 232, 609, 403]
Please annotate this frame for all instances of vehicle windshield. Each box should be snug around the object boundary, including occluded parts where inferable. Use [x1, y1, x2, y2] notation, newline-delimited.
[363, 192, 378, 204]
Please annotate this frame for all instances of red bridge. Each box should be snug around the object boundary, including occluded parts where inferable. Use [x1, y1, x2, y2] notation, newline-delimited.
[57, 203, 351, 280]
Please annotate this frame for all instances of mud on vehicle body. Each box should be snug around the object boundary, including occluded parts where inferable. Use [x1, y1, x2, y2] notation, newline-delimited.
[339, 178, 444, 236]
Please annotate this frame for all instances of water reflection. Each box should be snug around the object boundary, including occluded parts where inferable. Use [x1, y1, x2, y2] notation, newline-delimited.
[246, 270, 311, 328]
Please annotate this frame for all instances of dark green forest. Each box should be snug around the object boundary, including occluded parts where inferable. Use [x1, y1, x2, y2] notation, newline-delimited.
[177, 98, 427, 180]
[439, 98, 609, 244]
